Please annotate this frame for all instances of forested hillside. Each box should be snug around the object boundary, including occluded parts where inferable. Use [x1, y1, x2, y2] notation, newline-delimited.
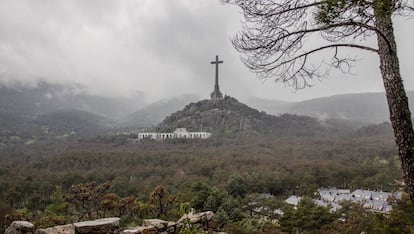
[157, 96, 329, 136]
[1, 132, 409, 233]
[0, 82, 412, 233]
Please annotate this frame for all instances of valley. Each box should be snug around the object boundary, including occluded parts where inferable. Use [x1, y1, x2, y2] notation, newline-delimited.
[0, 81, 412, 233]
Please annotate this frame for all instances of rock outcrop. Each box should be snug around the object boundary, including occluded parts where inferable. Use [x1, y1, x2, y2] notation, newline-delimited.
[5, 212, 222, 234]
[122, 211, 218, 234]
[5, 221, 35, 234]
[74, 218, 120, 234]
[177, 211, 218, 232]
[177, 211, 214, 224]
[36, 224, 74, 234]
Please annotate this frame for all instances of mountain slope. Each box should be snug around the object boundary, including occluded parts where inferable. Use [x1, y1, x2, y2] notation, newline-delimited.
[244, 97, 293, 115]
[120, 94, 200, 128]
[247, 91, 414, 124]
[0, 81, 144, 138]
[33, 109, 112, 136]
[157, 96, 326, 136]
[0, 81, 145, 120]
[290, 92, 390, 123]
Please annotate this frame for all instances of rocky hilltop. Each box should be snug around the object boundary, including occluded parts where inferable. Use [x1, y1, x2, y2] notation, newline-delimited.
[156, 96, 326, 136]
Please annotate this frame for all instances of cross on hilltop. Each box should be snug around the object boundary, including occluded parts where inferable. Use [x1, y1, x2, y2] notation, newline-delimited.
[210, 55, 224, 99]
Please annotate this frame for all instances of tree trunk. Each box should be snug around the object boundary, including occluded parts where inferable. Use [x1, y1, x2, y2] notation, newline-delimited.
[375, 6, 414, 201]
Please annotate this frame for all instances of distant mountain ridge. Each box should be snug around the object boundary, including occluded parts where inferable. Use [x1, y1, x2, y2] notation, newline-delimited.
[34, 109, 112, 136]
[119, 94, 200, 129]
[246, 91, 414, 124]
[0, 80, 401, 139]
[0, 81, 143, 137]
[0, 81, 202, 138]
[0, 81, 145, 119]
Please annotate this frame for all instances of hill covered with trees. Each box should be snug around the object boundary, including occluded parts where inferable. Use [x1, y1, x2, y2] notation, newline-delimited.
[157, 96, 329, 136]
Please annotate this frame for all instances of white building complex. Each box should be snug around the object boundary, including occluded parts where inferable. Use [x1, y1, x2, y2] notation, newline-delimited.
[137, 128, 211, 140]
[284, 188, 403, 213]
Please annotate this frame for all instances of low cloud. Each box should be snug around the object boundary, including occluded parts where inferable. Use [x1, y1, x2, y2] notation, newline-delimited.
[0, 0, 412, 102]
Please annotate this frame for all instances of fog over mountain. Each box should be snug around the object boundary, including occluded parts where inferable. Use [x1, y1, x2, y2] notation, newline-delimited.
[0, 80, 405, 139]
[0, 0, 413, 103]
[246, 91, 414, 124]
[119, 94, 201, 129]
[0, 81, 145, 119]
[0, 0, 413, 139]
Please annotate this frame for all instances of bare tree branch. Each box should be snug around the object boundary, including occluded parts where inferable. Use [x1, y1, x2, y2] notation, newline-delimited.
[224, 0, 414, 202]
[223, 0, 404, 85]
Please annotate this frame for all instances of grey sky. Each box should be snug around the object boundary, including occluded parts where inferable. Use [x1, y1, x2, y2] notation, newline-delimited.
[0, 0, 413, 103]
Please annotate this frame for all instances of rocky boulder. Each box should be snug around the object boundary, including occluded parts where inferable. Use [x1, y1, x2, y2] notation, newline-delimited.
[177, 211, 214, 224]
[6, 212, 223, 234]
[35, 224, 74, 234]
[121, 211, 219, 234]
[177, 211, 218, 232]
[74, 217, 120, 234]
[5, 221, 35, 234]
[142, 219, 168, 231]
[122, 219, 175, 234]
[122, 226, 157, 234]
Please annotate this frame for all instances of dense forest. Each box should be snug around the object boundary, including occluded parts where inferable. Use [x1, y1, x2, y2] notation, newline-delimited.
[1, 130, 413, 233]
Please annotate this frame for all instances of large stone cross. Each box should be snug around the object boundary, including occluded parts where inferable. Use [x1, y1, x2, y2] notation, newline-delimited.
[210, 55, 223, 99]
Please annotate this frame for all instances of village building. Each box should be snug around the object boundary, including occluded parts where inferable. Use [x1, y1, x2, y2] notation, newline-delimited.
[316, 188, 402, 213]
[245, 188, 403, 225]
[314, 199, 343, 212]
[285, 195, 302, 207]
[137, 128, 211, 140]
[281, 188, 404, 214]
[318, 188, 353, 203]
[363, 200, 392, 213]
